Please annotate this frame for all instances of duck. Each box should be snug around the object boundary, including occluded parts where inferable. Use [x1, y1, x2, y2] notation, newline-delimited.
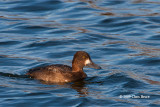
[26, 51, 101, 83]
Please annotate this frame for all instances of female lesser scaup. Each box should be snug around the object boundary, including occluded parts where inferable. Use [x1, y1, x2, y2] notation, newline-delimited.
[26, 51, 101, 83]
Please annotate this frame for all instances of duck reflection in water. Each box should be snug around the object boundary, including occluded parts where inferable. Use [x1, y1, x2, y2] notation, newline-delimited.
[40, 80, 89, 97]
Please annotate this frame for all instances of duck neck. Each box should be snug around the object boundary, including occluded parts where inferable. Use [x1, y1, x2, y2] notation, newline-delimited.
[72, 63, 84, 72]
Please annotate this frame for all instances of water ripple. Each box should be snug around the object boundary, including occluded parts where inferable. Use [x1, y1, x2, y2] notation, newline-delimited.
[0, 0, 160, 106]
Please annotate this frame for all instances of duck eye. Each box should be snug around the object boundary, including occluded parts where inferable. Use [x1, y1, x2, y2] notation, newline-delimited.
[83, 56, 86, 59]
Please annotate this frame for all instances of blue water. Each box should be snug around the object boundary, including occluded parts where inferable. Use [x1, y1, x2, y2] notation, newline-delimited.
[0, 0, 160, 106]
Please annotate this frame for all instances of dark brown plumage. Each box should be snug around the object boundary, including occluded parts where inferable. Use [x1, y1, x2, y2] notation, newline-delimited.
[26, 51, 101, 83]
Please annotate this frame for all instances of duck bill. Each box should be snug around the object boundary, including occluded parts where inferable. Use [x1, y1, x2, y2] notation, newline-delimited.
[86, 61, 101, 69]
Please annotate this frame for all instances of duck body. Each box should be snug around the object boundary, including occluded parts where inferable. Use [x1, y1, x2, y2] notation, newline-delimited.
[27, 64, 87, 83]
[26, 51, 101, 83]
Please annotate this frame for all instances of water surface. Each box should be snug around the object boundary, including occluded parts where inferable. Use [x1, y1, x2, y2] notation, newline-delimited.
[0, 0, 160, 106]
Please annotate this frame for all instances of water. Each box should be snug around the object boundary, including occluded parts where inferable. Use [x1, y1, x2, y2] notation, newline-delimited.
[0, 0, 160, 106]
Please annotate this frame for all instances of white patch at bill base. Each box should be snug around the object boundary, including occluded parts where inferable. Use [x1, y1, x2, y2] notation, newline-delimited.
[85, 59, 91, 65]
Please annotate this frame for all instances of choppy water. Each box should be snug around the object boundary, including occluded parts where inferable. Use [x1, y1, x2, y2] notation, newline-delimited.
[0, 0, 160, 106]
